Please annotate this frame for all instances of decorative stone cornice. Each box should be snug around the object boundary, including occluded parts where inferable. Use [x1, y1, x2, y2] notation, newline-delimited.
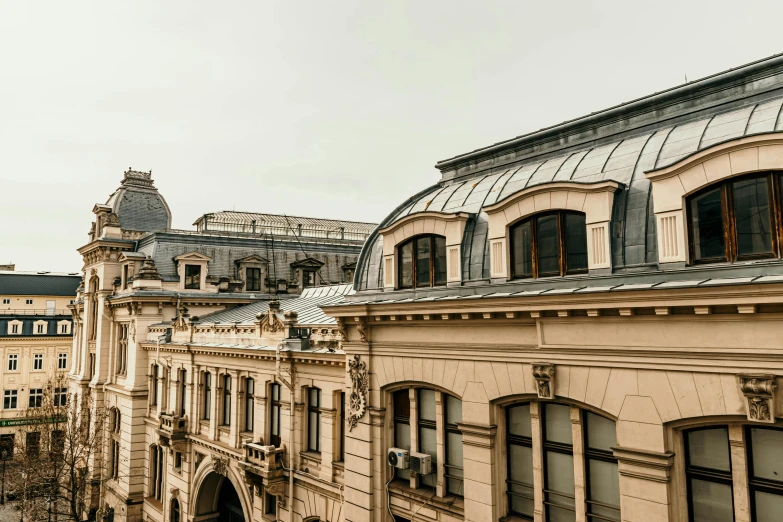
[612, 446, 675, 484]
[739, 373, 777, 423]
[532, 362, 555, 399]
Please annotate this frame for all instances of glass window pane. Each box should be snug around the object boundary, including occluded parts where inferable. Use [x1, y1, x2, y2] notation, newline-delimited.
[419, 426, 437, 487]
[690, 187, 725, 260]
[508, 444, 535, 516]
[512, 221, 533, 277]
[394, 390, 410, 419]
[544, 404, 572, 445]
[309, 411, 319, 450]
[508, 404, 532, 438]
[446, 431, 464, 496]
[445, 395, 462, 426]
[753, 489, 783, 522]
[587, 459, 620, 519]
[395, 421, 411, 480]
[415, 237, 432, 287]
[537, 214, 560, 275]
[564, 213, 588, 273]
[687, 428, 730, 471]
[309, 388, 320, 407]
[434, 237, 447, 285]
[690, 478, 733, 522]
[750, 428, 783, 482]
[585, 412, 617, 452]
[545, 451, 575, 510]
[547, 505, 576, 522]
[733, 177, 772, 256]
[419, 389, 436, 422]
[399, 242, 413, 288]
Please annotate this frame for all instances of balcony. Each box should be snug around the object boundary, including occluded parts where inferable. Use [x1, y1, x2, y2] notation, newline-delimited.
[239, 442, 287, 500]
[156, 413, 188, 446]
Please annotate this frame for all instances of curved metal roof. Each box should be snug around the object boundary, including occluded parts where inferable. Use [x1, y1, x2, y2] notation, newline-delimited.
[106, 170, 172, 233]
[355, 94, 783, 291]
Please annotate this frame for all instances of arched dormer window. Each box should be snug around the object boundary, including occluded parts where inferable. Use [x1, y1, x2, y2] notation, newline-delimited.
[398, 235, 447, 289]
[688, 172, 782, 264]
[510, 211, 588, 279]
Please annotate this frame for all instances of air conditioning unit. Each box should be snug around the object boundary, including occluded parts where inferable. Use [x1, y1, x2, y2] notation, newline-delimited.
[410, 452, 432, 475]
[387, 448, 410, 469]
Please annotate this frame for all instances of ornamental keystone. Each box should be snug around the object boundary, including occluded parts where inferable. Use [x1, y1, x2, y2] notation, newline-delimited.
[532, 362, 555, 400]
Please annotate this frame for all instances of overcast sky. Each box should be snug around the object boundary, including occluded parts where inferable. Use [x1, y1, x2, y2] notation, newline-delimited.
[2, 1, 783, 272]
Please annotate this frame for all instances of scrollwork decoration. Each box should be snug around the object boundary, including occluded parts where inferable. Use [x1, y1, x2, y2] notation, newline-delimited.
[346, 354, 369, 431]
[739, 374, 777, 423]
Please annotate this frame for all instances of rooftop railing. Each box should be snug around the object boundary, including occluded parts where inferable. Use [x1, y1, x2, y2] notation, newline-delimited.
[0, 309, 71, 317]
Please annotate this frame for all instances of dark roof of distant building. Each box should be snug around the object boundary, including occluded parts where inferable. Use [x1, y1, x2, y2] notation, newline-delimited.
[0, 272, 81, 296]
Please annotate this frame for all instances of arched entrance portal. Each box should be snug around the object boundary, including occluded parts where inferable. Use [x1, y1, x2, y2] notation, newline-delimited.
[195, 472, 246, 522]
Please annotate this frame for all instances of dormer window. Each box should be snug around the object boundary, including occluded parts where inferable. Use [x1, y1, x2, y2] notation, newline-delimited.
[184, 265, 201, 290]
[510, 211, 588, 279]
[246, 268, 262, 292]
[398, 235, 447, 289]
[303, 270, 316, 288]
[688, 172, 781, 264]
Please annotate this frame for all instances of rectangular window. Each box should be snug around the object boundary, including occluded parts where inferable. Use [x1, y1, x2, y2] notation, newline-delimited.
[7, 354, 17, 372]
[174, 451, 182, 472]
[690, 186, 727, 262]
[36, 323, 44, 334]
[246, 268, 261, 292]
[28, 388, 43, 408]
[245, 378, 254, 432]
[747, 426, 783, 521]
[303, 270, 316, 288]
[110, 440, 120, 479]
[507, 404, 534, 519]
[418, 389, 437, 488]
[415, 236, 432, 287]
[4, 390, 18, 409]
[150, 445, 164, 501]
[54, 388, 67, 407]
[265, 493, 277, 516]
[151, 365, 159, 406]
[203, 372, 211, 420]
[25, 299, 33, 305]
[89, 353, 96, 378]
[10, 324, 18, 334]
[270, 383, 281, 447]
[543, 403, 575, 521]
[117, 323, 128, 375]
[308, 388, 321, 452]
[445, 395, 463, 497]
[393, 390, 411, 481]
[33, 354, 43, 371]
[0, 435, 14, 459]
[1, 299, 9, 305]
[58, 353, 67, 370]
[222, 375, 232, 426]
[60, 323, 68, 334]
[537, 214, 561, 276]
[584, 412, 620, 521]
[184, 265, 201, 289]
[179, 369, 186, 417]
[685, 427, 734, 522]
[398, 241, 413, 289]
[338, 392, 345, 462]
[25, 432, 40, 458]
[732, 176, 773, 257]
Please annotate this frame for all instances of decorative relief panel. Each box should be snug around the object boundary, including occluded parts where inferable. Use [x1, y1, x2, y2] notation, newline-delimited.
[739, 374, 776, 423]
[346, 354, 369, 431]
[490, 240, 504, 277]
[532, 363, 555, 400]
[448, 247, 460, 281]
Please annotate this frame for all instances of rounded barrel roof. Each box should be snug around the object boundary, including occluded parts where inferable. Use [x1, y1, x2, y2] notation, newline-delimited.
[355, 95, 783, 291]
[105, 169, 172, 233]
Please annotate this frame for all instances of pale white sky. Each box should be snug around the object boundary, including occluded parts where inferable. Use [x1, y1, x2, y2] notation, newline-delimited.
[2, 1, 782, 272]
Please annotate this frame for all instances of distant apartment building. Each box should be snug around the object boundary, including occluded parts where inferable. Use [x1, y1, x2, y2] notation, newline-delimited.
[0, 271, 79, 452]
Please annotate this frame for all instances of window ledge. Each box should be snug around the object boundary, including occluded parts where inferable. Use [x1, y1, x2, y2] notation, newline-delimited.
[333, 461, 345, 469]
[144, 498, 163, 512]
[388, 480, 464, 515]
[300, 450, 322, 462]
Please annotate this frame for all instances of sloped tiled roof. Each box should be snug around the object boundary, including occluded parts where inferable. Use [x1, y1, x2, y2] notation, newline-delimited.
[0, 272, 81, 296]
[198, 284, 353, 326]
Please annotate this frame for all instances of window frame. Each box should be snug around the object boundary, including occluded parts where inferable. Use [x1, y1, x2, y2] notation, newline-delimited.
[7, 354, 18, 372]
[510, 210, 589, 279]
[184, 264, 201, 290]
[3, 390, 17, 410]
[686, 172, 782, 264]
[397, 234, 447, 289]
[444, 394, 464, 498]
[583, 411, 621, 522]
[203, 372, 211, 421]
[269, 383, 282, 447]
[246, 267, 262, 292]
[245, 377, 254, 432]
[28, 388, 43, 408]
[506, 403, 534, 520]
[745, 425, 783, 522]
[33, 353, 43, 371]
[307, 388, 321, 453]
[541, 403, 577, 521]
[683, 425, 735, 522]
[57, 353, 67, 370]
[222, 374, 232, 426]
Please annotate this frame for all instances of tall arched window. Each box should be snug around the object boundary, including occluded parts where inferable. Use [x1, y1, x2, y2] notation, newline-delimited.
[398, 235, 447, 289]
[510, 211, 588, 279]
[505, 402, 620, 522]
[688, 172, 783, 263]
[89, 277, 99, 340]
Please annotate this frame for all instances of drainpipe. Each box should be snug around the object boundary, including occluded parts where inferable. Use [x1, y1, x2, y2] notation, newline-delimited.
[274, 341, 294, 522]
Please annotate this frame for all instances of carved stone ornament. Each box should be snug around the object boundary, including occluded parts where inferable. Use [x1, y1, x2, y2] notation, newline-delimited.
[104, 212, 120, 226]
[194, 452, 205, 469]
[212, 456, 229, 476]
[346, 354, 369, 431]
[259, 301, 285, 333]
[335, 318, 347, 341]
[356, 318, 369, 342]
[739, 374, 777, 423]
[532, 363, 555, 400]
[173, 305, 188, 332]
[129, 321, 136, 342]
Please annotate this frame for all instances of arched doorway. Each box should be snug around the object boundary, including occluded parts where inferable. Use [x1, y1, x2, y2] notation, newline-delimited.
[195, 471, 246, 522]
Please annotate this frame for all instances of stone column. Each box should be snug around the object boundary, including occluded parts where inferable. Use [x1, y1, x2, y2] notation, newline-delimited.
[408, 387, 419, 489]
[461, 381, 499, 522]
[229, 371, 240, 447]
[570, 405, 586, 522]
[435, 391, 446, 498]
[319, 390, 336, 481]
[343, 344, 374, 522]
[209, 367, 219, 440]
[530, 401, 544, 522]
[613, 447, 674, 522]
[729, 425, 751, 522]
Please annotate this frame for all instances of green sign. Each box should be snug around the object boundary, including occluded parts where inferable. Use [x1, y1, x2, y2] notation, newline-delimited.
[0, 416, 66, 427]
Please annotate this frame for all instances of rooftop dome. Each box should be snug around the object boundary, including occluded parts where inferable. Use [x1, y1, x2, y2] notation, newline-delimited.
[105, 169, 172, 233]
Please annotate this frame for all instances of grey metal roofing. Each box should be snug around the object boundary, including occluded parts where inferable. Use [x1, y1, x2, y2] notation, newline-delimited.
[193, 212, 377, 242]
[355, 54, 783, 292]
[105, 170, 172, 233]
[0, 315, 73, 337]
[197, 284, 353, 325]
[0, 272, 81, 296]
[163, 342, 341, 354]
